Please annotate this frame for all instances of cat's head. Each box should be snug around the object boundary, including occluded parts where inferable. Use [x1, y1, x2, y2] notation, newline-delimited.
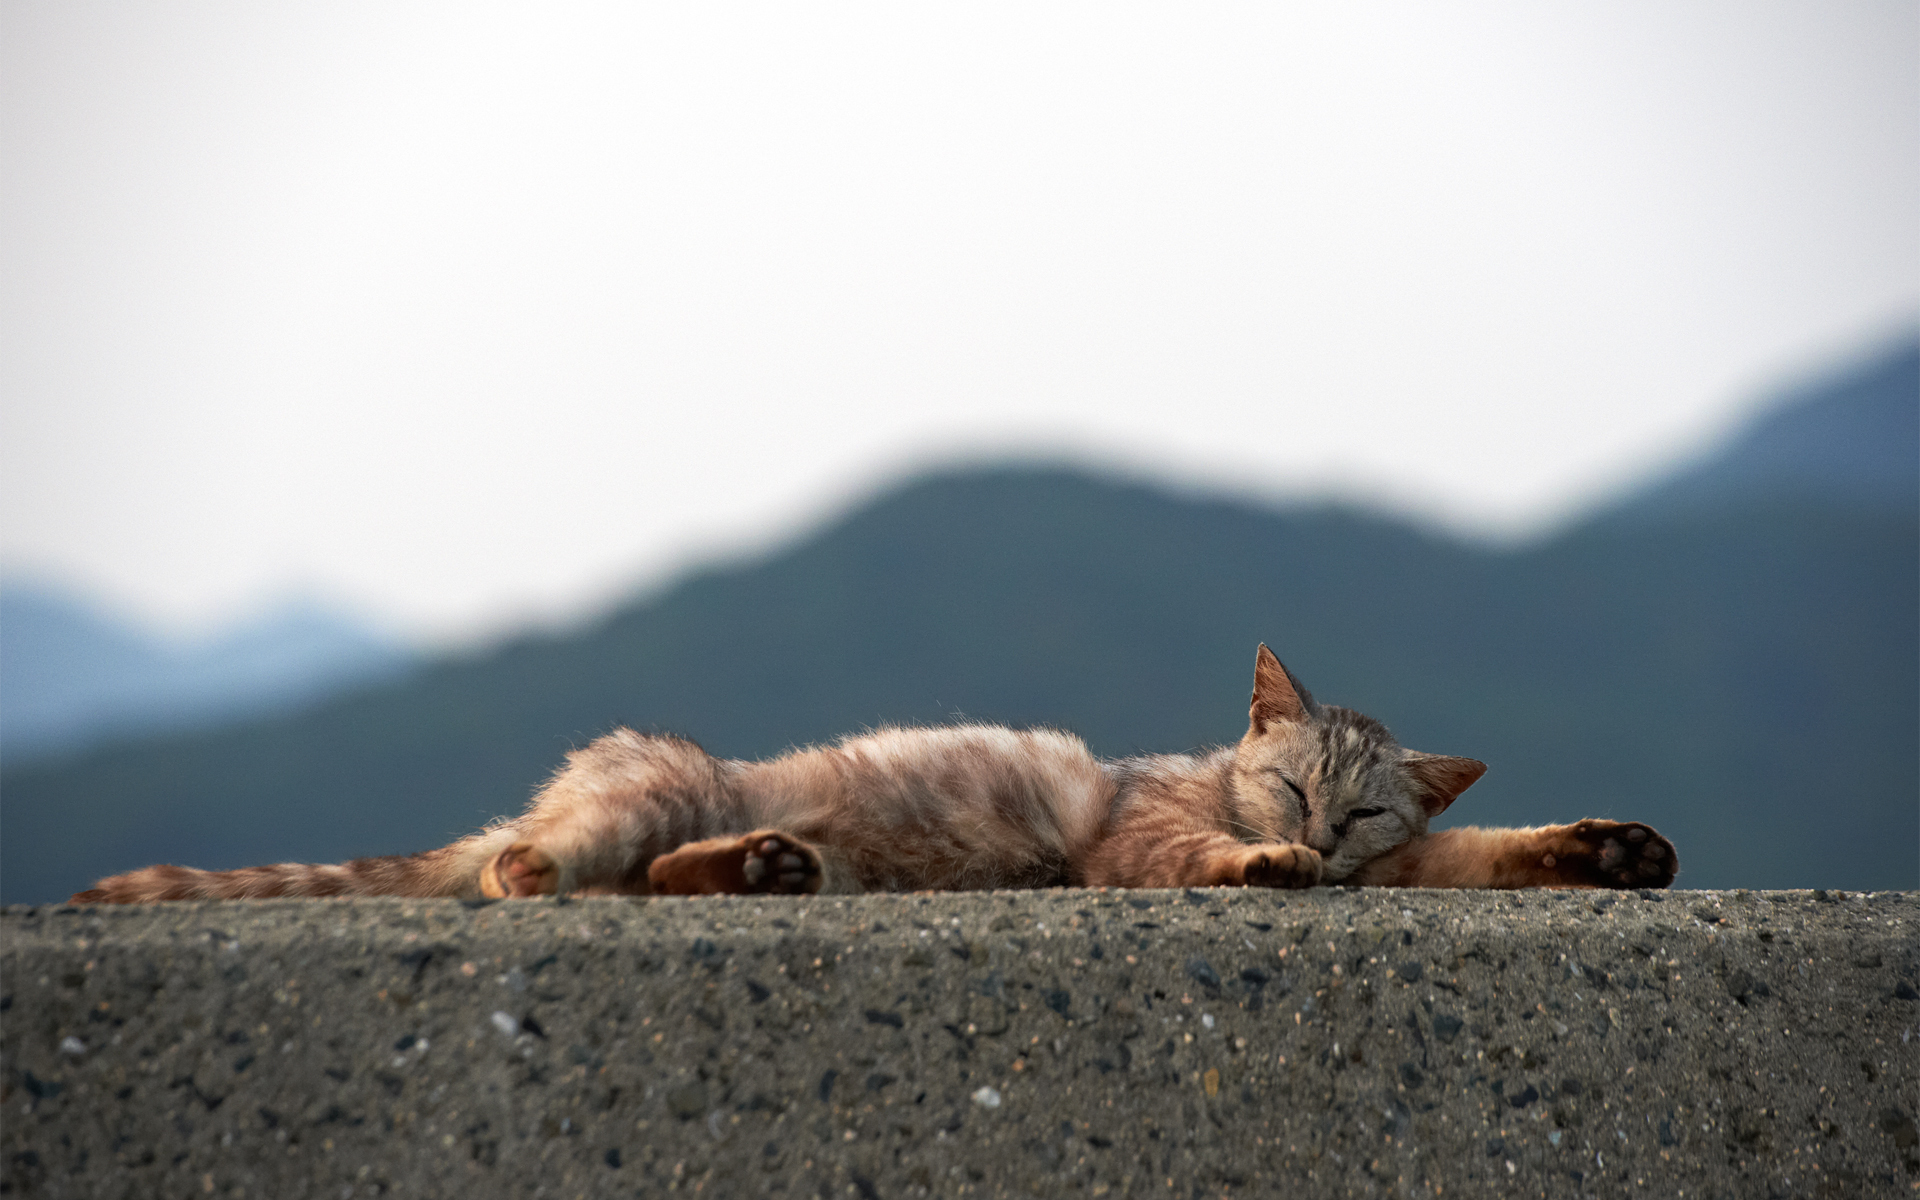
[1230, 644, 1485, 882]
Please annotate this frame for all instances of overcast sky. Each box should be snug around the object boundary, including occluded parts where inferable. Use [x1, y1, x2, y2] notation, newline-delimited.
[2, 2, 1915, 642]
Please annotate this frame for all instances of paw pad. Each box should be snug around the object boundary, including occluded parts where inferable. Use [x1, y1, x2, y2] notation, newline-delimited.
[1563, 821, 1677, 890]
[649, 829, 823, 896]
[743, 837, 820, 893]
[1241, 844, 1322, 889]
[480, 843, 559, 899]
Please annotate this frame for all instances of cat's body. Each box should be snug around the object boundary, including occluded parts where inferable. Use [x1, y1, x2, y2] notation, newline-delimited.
[75, 646, 1677, 903]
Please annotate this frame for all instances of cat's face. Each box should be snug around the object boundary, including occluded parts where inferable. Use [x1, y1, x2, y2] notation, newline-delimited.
[1230, 645, 1485, 882]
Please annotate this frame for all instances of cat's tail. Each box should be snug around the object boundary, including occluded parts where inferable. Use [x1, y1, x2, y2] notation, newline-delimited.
[70, 844, 487, 904]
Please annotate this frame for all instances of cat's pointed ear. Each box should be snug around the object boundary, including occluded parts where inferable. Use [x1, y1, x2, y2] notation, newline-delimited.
[1250, 644, 1314, 733]
[1401, 751, 1487, 817]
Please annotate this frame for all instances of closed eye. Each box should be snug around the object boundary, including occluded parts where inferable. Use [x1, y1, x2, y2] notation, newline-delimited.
[1262, 771, 1309, 815]
[1333, 806, 1388, 839]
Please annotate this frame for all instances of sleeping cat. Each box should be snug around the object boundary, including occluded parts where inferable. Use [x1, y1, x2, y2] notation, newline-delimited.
[73, 645, 1676, 903]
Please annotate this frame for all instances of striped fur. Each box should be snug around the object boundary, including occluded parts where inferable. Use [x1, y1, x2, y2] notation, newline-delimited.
[74, 645, 1677, 902]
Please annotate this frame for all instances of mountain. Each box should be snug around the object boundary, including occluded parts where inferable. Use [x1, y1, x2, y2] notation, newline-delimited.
[0, 587, 415, 764]
[1, 339, 1913, 902]
[1603, 335, 1919, 521]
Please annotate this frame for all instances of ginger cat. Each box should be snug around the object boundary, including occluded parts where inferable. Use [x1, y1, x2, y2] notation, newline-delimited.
[75, 645, 1677, 903]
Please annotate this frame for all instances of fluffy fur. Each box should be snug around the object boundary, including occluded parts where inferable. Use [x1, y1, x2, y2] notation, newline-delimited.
[75, 645, 1676, 903]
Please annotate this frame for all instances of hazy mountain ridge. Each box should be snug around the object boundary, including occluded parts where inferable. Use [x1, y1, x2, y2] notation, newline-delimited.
[1600, 333, 1918, 522]
[0, 586, 414, 764]
[2, 338, 1913, 901]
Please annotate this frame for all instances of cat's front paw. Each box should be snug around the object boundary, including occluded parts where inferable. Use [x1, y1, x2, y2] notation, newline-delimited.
[1238, 843, 1323, 889]
[649, 829, 824, 896]
[1547, 820, 1677, 889]
[480, 843, 560, 898]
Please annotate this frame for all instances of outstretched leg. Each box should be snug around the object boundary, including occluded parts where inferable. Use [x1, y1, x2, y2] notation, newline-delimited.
[648, 830, 825, 895]
[1349, 820, 1677, 889]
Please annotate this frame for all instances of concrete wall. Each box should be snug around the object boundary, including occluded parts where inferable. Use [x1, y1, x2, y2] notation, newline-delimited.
[3, 887, 1915, 1199]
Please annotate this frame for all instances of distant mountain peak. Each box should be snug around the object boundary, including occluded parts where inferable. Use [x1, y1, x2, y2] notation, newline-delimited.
[1602, 333, 1919, 524]
[0, 583, 415, 764]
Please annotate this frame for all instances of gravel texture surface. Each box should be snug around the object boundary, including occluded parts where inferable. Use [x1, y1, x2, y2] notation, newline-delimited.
[3, 888, 1916, 1199]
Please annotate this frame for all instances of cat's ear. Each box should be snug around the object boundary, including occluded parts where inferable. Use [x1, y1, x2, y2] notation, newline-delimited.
[1401, 751, 1487, 817]
[1250, 644, 1315, 733]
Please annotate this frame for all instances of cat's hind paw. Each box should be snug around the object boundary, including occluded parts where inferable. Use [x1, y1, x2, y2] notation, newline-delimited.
[649, 829, 824, 896]
[1551, 820, 1677, 889]
[741, 833, 824, 893]
[480, 843, 560, 898]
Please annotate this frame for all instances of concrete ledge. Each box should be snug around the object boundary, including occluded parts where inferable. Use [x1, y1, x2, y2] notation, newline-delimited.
[3, 888, 1916, 1199]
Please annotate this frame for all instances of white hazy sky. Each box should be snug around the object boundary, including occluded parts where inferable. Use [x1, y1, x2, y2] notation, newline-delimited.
[2, 2, 1915, 642]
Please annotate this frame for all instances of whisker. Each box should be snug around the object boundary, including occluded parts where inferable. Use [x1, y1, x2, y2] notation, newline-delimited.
[1220, 815, 1282, 844]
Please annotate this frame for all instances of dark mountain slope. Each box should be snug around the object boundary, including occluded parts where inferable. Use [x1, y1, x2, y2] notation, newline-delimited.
[1604, 334, 1918, 521]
